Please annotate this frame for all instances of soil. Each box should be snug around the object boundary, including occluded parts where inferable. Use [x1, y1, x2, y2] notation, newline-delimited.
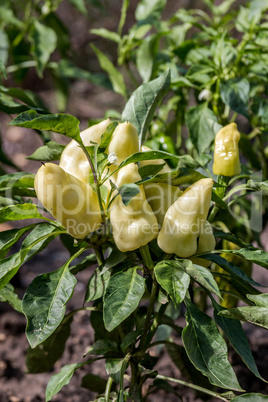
[1, 0, 268, 400]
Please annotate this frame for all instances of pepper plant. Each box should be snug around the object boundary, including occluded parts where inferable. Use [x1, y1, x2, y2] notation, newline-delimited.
[1, 70, 268, 401]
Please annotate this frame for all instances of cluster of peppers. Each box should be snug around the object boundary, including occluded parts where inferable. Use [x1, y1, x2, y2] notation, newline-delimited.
[34, 119, 241, 262]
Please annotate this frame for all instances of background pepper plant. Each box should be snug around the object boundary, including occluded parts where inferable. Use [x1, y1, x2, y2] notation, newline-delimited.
[1, 70, 268, 401]
[1, 0, 268, 401]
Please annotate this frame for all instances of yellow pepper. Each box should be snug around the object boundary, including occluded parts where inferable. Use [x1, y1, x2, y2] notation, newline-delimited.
[106, 121, 139, 179]
[213, 123, 241, 177]
[190, 220, 216, 268]
[59, 118, 112, 183]
[109, 163, 159, 252]
[34, 163, 102, 239]
[157, 178, 213, 258]
[140, 145, 182, 226]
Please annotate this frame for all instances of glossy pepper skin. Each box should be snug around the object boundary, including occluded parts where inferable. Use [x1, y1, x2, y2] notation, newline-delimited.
[140, 145, 182, 226]
[35, 163, 102, 239]
[59, 118, 112, 183]
[157, 178, 213, 258]
[109, 163, 159, 252]
[106, 121, 139, 180]
[213, 123, 241, 177]
[190, 220, 216, 268]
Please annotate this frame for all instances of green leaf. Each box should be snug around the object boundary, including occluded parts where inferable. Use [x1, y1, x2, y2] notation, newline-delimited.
[183, 298, 243, 391]
[247, 180, 268, 197]
[231, 393, 268, 401]
[154, 260, 190, 308]
[98, 121, 118, 152]
[0, 283, 22, 313]
[117, 183, 140, 206]
[122, 70, 170, 146]
[26, 315, 73, 373]
[90, 28, 120, 43]
[0, 172, 35, 189]
[0, 203, 48, 224]
[228, 248, 268, 270]
[84, 266, 111, 302]
[9, 110, 81, 143]
[69, 253, 96, 274]
[46, 362, 85, 401]
[220, 78, 250, 117]
[68, 0, 87, 14]
[81, 373, 106, 393]
[103, 268, 145, 332]
[135, 0, 166, 23]
[138, 162, 166, 178]
[0, 59, 7, 79]
[200, 253, 262, 287]
[22, 262, 77, 348]
[247, 293, 268, 307]
[85, 339, 118, 356]
[91, 44, 127, 98]
[27, 141, 65, 161]
[186, 103, 222, 153]
[184, 261, 221, 298]
[32, 21, 57, 76]
[212, 299, 265, 382]
[219, 306, 268, 330]
[0, 225, 34, 259]
[105, 358, 125, 384]
[0, 224, 60, 290]
[136, 35, 159, 83]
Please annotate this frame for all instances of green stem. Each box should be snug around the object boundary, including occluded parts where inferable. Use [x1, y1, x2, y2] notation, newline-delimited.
[140, 244, 154, 271]
[93, 245, 105, 266]
[145, 303, 168, 348]
[79, 142, 106, 225]
[156, 375, 230, 402]
[105, 376, 113, 402]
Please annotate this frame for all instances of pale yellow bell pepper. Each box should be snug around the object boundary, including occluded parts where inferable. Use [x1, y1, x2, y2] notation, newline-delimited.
[213, 123, 241, 177]
[109, 163, 159, 252]
[157, 178, 213, 257]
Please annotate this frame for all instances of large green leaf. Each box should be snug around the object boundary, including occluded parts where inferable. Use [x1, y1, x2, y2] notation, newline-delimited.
[135, 0, 166, 22]
[103, 268, 145, 332]
[22, 262, 77, 347]
[219, 306, 268, 330]
[26, 315, 73, 373]
[182, 298, 243, 391]
[91, 44, 127, 98]
[185, 103, 222, 153]
[32, 21, 57, 75]
[122, 70, 170, 146]
[212, 299, 265, 381]
[0, 283, 22, 313]
[220, 78, 250, 117]
[9, 110, 81, 143]
[154, 260, 190, 308]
